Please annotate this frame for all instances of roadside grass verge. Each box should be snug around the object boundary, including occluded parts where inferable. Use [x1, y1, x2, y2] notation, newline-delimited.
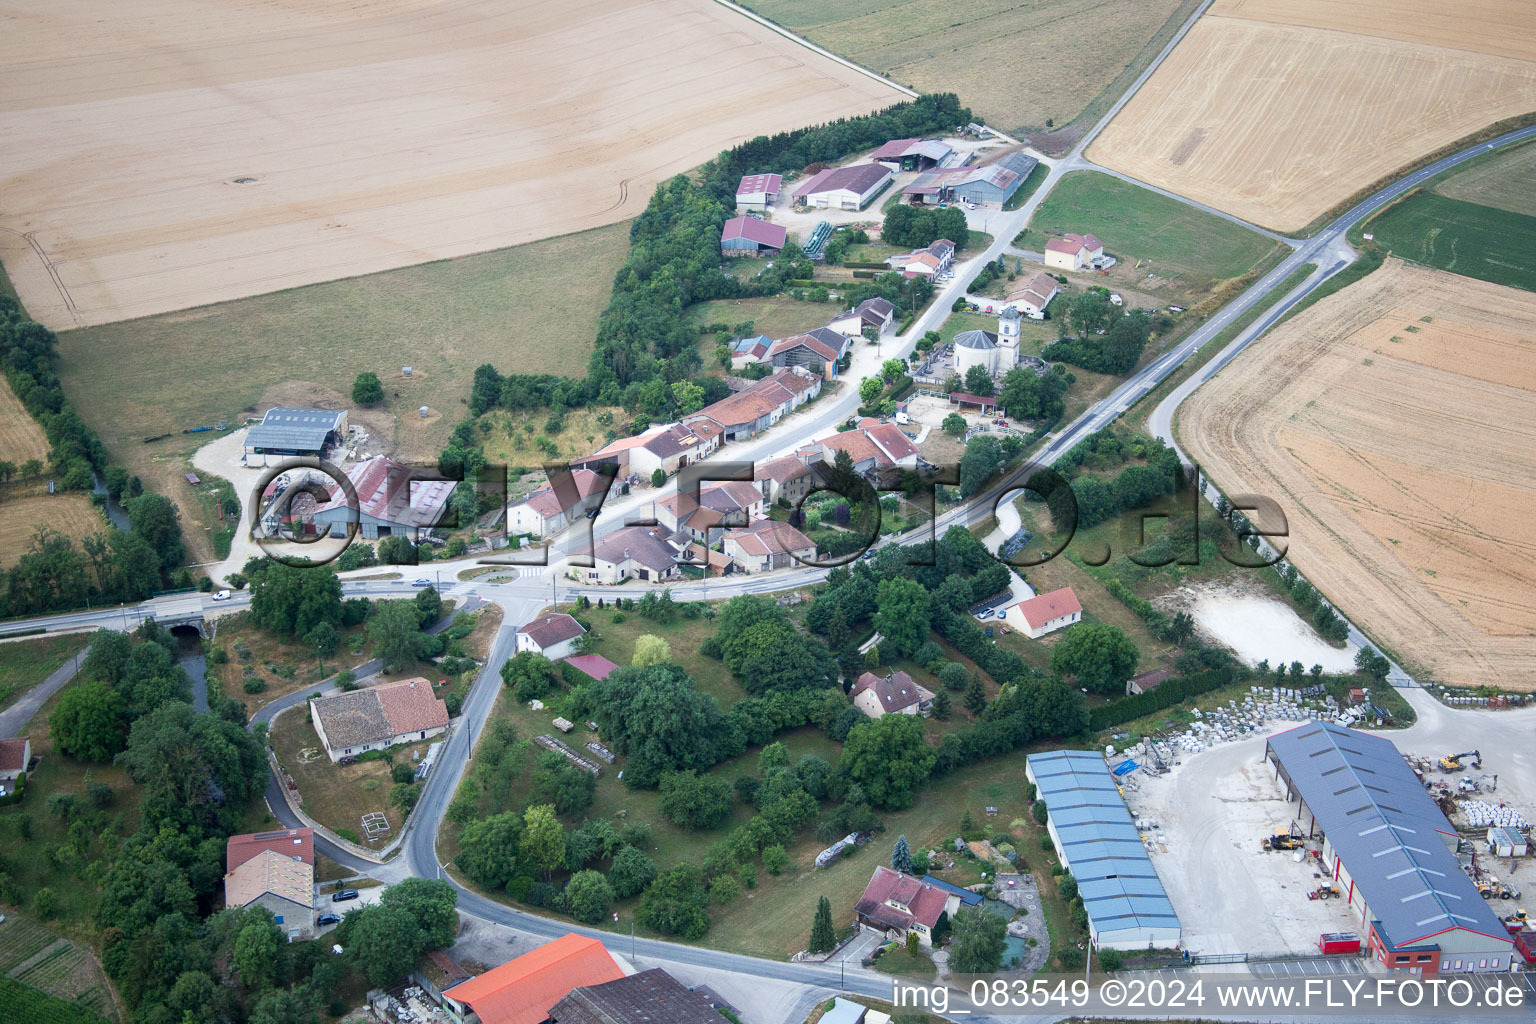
[0, 633, 89, 713]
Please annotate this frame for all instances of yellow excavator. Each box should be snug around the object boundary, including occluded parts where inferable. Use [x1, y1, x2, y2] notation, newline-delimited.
[1440, 750, 1481, 772]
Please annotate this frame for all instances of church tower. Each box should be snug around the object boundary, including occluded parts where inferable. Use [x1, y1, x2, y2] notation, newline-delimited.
[996, 306, 1021, 371]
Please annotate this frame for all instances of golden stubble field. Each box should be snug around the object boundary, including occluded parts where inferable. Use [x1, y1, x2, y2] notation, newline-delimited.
[1088, 0, 1536, 232]
[1180, 259, 1536, 689]
[0, 0, 903, 330]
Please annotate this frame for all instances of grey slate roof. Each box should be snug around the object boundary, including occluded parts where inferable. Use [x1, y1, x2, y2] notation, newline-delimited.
[245, 408, 345, 452]
[1266, 722, 1510, 948]
[954, 329, 997, 350]
[548, 968, 722, 1024]
[1028, 750, 1180, 941]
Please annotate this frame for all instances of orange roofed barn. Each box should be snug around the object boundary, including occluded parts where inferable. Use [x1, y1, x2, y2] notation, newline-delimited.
[442, 933, 625, 1024]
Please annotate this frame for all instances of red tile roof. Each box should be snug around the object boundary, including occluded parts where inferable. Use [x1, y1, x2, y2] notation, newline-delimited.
[769, 332, 841, 362]
[721, 216, 787, 249]
[727, 518, 814, 558]
[0, 737, 28, 772]
[444, 934, 624, 1024]
[1044, 233, 1104, 256]
[756, 455, 812, 484]
[226, 827, 314, 873]
[519, 612, 587, 650]
[563, 654, 619, 682]
[513, 468, 609, 521]
[1011, 587, 1082, 629]
[855, 866, 950, 930]
[375, 677, 451, 734]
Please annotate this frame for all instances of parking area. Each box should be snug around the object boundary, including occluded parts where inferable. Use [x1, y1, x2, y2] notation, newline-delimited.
[1123, 727, 1367, 957]
[1248, 957, 1367, 978]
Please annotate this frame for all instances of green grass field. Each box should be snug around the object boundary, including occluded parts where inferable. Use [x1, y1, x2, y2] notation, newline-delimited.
[1027, 173, 1281, 300]
[0, 634, 88, 713]
[54, 222, 631, 465]
[739, 0, 1194, 137]
[689, 294, 842, 341]
[1002, 164, 1050, 212]
[1363, 192, 1536, 292]
[1433, 139, 1536, 217]
[0, 977, 110, 1024]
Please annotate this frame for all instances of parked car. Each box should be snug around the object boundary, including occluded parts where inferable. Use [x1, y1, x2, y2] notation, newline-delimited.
[338, 756, 357, 766]
[413, 578, 432, 587]
[212, 590, 231, 602]
[316, 914, 341, 927]
[331, 890, 360, 903]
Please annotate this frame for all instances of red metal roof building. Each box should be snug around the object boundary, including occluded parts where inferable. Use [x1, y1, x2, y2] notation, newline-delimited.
[721, 216, 787, 255]
[735, 173, 783, 207]
[442, 933, 625, 1024]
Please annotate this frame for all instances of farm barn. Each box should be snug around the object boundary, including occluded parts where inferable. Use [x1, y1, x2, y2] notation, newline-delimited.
[720, 216, 787, 257]
[1026, 749, 1182, 950]
[792, 163, 893, 210]
[242, 407, 347, 461]
[904, 152, 1037, 207]
[1265, 722, 1516, 975]
[735, 173, 783, 209]
[308, 455, 454, 541]
[870, 137, 952, 172]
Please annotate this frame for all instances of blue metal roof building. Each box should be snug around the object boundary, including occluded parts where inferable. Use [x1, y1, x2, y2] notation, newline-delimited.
[1025, 750, 1181, 950]
[1265, 722, 1514, 974]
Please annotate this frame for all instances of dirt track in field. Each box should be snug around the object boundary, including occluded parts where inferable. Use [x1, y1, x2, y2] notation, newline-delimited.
[1088, 0, 1536, 232]
[0, 0, 902, 329]
[1179, 259, 1536, 689]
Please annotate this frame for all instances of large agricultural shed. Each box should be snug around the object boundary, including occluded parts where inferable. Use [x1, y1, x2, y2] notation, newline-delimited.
[1265, 722, 1515, 974]
[1026, 750, 1181, 950]
[242, 408, 347, 460]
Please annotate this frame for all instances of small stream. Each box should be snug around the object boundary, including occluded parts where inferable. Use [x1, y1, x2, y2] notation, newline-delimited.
[91, 473, 133, 532]
[175, 633, 210, 714]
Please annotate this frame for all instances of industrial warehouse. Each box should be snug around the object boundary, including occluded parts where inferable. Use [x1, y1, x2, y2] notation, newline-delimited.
[1026, 749, 1182, 950]
[1265, 722, 1516, 974]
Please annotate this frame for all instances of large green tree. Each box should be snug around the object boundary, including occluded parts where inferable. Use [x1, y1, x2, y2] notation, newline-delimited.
[839, 714, 936, 810]
[565, 870, 615, 924]
[117, 700, 267, 832]
[948, 906, 1007, 973]
[351, 372, 384, 406]
[520, 804, 565, 881]
[608, 845, 658, 898]
[248, 561, 343, 639]
[588, 664, 721, 788]
[367, 599, 429, 671]
[455, 812, 523, 890]
[658, 769, 734, 830]
[51, 680, 128, 762]
[808, 895, 836, 953]
[873, 577, 931, 659]
[1050, 622, 1140, 695]
[125, 492, 185, 572]
[637, 863, 710, 939]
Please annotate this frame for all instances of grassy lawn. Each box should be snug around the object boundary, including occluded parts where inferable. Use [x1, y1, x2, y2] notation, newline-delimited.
[580, 609, 746, 709]
[872, 945, 937, 980]
[689, 294, 842, 341]
[0, 634, 88, 713]
[1361, 192, 1536, 292]
[269, 710, 433, 846]
[938, 311, 1054, 356]
[478, 406, 627, 479]
[1027, 172, 1282, 302]
[211, 612, 372, 715]
[1002, 164, 1050, 212]
[54, 222, 630, 472]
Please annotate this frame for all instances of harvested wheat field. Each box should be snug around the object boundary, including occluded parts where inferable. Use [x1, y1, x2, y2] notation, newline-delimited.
[1088, 0, 1536, 232]
[1180, 259, 1536, 688]
[0, 376, 48, 467]
[0, 494, 104, 568]
[0, 0, 902, 330]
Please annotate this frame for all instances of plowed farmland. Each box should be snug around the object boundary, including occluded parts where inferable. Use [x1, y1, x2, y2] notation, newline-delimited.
[1180, 259, 1536, 689]
[0, 0, 902, 330]
[1088, 0, 1536, 232]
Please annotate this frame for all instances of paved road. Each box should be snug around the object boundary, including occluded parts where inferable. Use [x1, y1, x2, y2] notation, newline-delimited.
[0, 648, 85, 738]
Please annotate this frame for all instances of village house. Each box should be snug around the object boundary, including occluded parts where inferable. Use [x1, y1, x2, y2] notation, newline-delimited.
[0, 737, 29, 785]
[806, 418, 919, 481]
[1004, 586, 1083, 639]
[792, 163, 893, 210]
[854, 866, 965, 948]
[765, 329, 849, 380]
[572, 421, 722, 483]
[309, 677, 450, 761]
[885, 239, 955, 279]
[308, 455, 455, 542]
[1004, 270, 1060, 319]
[722, 518, 816, 573]
[650, 479, 766, 542]
[226, 827, 313, 874]
[728, 334, 774, 369]
[505, 468, 611, 540]
[685, 368, 821, 443]
[755, 454, 815, 506]
[577, 524, 693, 584]
[224, 848, 315, 939]
[516, 612, 587, 661]
[829, 297, 897, 339]
[850, 670, 934, 719]
[1043, 232, 1106, 272]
